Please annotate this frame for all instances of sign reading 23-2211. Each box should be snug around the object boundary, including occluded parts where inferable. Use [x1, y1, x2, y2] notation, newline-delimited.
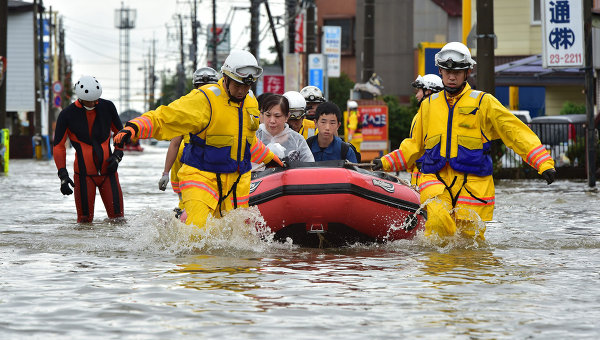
[541, 0, 584, 68]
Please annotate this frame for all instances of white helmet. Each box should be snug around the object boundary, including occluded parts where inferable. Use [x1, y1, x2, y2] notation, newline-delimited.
[193, 67, 219, 86]
[74, 75, 102, 101]
[300, 85, 326, 103]
[435, 42, 476, 70]
[411, 74, 443, 92]
[221, 49, 263, 85]
[283, 91, 306, 119]
[347, 100, 358, 110]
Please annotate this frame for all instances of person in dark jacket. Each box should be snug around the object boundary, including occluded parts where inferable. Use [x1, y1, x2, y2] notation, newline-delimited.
[308, 102, 358, 162]
[53, 75, 124, 223]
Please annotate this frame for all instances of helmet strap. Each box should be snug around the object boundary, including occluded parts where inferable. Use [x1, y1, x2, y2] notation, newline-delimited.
[224, 76, 246, 104]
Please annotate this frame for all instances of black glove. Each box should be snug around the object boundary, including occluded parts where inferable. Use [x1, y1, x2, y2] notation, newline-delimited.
[58, 168, 74, 195]
[371, 158, 383, 171]
[106, 150, 123, 174]
[265, 158, 286, 168]
[542, 168, 556, 185]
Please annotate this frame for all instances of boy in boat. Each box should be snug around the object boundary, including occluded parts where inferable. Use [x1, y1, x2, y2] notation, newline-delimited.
[114, 50, 284, 228]
[307, 102, 358, 163]
[372, 42, 556, 241]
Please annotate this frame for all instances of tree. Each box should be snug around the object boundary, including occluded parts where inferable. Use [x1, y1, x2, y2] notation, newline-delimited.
[153, 71, 193, 109]
[384, 95, 418, 149]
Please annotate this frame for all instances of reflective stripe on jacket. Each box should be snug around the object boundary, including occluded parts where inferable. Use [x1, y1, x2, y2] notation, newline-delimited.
[381, 83, 554, 176]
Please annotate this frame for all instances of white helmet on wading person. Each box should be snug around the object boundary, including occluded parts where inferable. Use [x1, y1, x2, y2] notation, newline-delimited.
[435, 42, 476, 94]
[74, 75, 102, 101]
[300, 85, 326, 104]
[221, 49, 263, 85]
[283, 91, 307, 120]
[412, 74, 444, 93]
[193, 67, 219, 87]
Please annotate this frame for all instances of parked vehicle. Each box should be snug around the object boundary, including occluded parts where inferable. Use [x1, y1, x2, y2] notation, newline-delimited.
[530, 114, 587, 167]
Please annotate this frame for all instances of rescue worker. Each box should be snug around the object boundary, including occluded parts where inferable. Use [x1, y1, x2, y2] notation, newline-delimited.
[300, 85, 326, 121]
[158, 67, 219, 215]
[285, 90, 316, 139]
[53, 75, 124, 223]
[114, 50, 284, 228]
[372, 42, 556, 241]
[255, 94, 314, 167]
[407, 74, 444, 186]
[412, 74, 444, 105]
[346, 100, 363, 153]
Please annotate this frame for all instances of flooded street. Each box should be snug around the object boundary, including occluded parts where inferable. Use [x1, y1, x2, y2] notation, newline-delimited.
[1, 145, 599, 339]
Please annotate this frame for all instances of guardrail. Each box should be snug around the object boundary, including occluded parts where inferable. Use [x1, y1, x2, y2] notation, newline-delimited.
[496, 122, 588, 178]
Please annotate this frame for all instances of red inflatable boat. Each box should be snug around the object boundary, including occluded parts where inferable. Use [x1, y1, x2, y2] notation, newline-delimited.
[249, 161, 426, 247]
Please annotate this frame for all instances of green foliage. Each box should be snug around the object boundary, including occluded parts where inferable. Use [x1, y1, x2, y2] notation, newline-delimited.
[384, 95, 419, 149]
[560, 101, 586, 115]
[153, 72, 194, 109]
[328, 73, 355, 112]
[566, 137, 600, 167]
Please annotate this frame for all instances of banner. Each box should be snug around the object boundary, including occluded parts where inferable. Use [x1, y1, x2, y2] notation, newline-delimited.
[294, 11, 305, 53]
[358, 105, 388, 151]
[541, 0, 584, 68]
[263, 75, 285, 94]
[321, 26, 341, 78]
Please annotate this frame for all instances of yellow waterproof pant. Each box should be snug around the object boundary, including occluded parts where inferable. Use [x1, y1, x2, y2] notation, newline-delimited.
[170, 141, 186, 209]
[418, 165, 495, 241]
[349, 133, 363, 153]
[178, 165, 251, 228]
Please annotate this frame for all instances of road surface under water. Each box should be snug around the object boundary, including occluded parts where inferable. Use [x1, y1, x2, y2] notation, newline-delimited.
[1, 145, 599, 339]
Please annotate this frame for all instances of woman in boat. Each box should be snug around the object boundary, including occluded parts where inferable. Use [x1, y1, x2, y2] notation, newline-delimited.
[255, 94, 314, 168]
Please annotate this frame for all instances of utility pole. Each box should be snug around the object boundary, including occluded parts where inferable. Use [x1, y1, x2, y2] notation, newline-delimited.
[250, 0, 260, 93]
[191, 0, 198, 72]
[250, 0, 260, 60]
[149, 36, 156, 109]
[212, 0, 217, 68]
[286, 0, 296, 54]
[47, 7, 54, 138]
[34, 0, 43, 138]
[265, 0, 284, 71]
[362, 0, 374, 83]
[584, 0, 596, 187]
[305, 0, 316, 85]
[476, 0, 495, 95]
[0, 0, 8, 129]
[176, 14, 186, 98]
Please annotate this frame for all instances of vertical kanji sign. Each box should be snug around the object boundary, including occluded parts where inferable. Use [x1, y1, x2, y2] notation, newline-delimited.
[541, 0, 584, 68]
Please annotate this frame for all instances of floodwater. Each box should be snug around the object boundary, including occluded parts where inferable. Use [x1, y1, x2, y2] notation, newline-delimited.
[1, 145, 599, 339]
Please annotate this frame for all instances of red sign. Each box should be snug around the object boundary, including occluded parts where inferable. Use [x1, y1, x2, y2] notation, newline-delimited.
[263, 75, 285, 94]
[359, 105, 388, 142]
[294, 12, 304, 53]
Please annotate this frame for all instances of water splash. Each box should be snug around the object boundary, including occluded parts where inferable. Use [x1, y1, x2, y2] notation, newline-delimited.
[121, 206, 296, 256]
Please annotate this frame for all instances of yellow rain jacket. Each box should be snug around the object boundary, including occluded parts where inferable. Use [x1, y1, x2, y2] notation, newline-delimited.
[129, 79, 277, 226]
[298, 119, 316, 139]
[347, 110, 363, 152]
[380, 83, 555, 239]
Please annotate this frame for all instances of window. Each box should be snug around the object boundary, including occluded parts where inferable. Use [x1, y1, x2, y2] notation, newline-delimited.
[532, 0, 541, 25]
[323, 18, 354, 55]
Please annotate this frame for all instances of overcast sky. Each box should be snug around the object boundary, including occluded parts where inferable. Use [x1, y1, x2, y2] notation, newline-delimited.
[42, 0, 287, 112]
